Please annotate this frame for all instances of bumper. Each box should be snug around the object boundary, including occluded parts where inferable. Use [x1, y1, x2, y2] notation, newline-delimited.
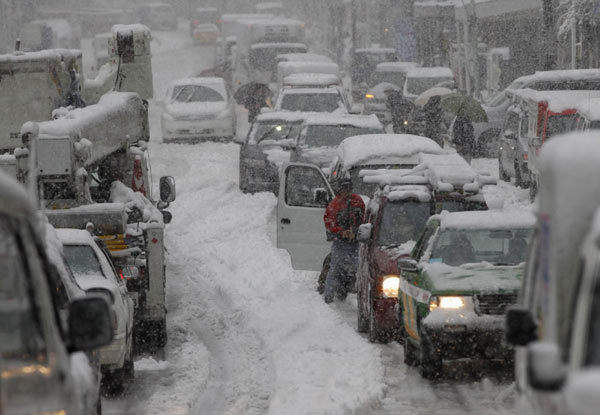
[100, 331, 127, 368]
[162, 117, 234, 141]
[373, 297, 399, 330]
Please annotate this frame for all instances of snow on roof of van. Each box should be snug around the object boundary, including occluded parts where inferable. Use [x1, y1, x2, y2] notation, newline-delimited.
[0, 170, 34, 218]
[407, 67, 453, 78]
[339, 134, 443, 169]
[510, 89, 600, 113]
[387, 184, 432, 202]
[435, 209, 536, 230]
[255, 111, 309, 123]
[280, 87, 340, 95]
[251, 42, 307, 50]
[112, 24, 151, 36]
[375, 61, 420, 72]
[278, 53, 333, 63]
[303, 113, 382, 128]
[283, 73, 341, 86]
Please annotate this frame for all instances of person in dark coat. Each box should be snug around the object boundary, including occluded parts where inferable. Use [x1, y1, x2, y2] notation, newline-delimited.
[385, 88, 413, 133]
[423, 95, 444, 147]
[245, 84, 272, 123]
[452, 109, 476, 163]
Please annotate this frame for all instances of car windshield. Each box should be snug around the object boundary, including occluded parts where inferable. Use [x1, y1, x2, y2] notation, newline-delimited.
[63, 245, 105, 278]
[171, 84, 224, 103]
[0, 217, 45, 356]
[280, 93, 343, 112]
[406, 77, 452, 95]
[546, 113, 577, 139]
[250, 46, 307, 75]
[369, 72, 406, 88]
[302, 125, 382, 148]
[377, 202, 431, 247]
[350, 164, 417, 197]
[248, 121, 303, 144]
[429, 228, 532, 267]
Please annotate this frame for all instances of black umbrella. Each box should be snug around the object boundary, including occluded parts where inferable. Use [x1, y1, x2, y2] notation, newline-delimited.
[233, 82, 270, 106]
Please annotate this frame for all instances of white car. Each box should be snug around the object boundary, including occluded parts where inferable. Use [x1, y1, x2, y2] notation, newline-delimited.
[161, 77, 237, 142]
[58, 229, 135, 391]
[403, 67, 455, 102]
[273, 86, 349, 113]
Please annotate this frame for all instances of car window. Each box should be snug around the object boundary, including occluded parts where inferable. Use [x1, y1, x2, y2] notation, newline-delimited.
[302, 125, 383, 148]
[171, 85, 225, 103]
[285, 165, 329, 207]
[280, 93, 342, 112]
[545, 113, 577, 140]
[369, 72, 406, 88]
[0, 216, 46, 356]
[376, 202, 431, 247]
[429, 228, 531, 266]
[62, 245, 105, 278]
[520, 114, 529, 137]
[248, 121, 303, 144]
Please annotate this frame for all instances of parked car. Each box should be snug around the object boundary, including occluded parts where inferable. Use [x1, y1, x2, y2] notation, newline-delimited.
[192, 23, 219, 45]
[282, 73, 341, 89]
[273, 86, 349, 113]
[291, 114, 384, 168]
[137, 2, 178, 31]
[189, 6, 220, 35]
[57, 229, 135, 391]
[161, 77, 236, 142]
[238, 111, 306, 194]
[0, 171, 112, 415]
[398, 210, 535, 379]
[403, 67, 454, 103]
[355, 153, 490, 343]
[506, 132, 600, 415]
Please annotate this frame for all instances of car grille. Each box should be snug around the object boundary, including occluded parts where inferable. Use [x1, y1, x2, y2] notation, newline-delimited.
[474, 293, 517, 315]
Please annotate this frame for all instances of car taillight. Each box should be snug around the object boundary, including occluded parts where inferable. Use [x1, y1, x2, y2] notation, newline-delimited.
[523, 153, 528, 160]
[193, 19, 199, 25]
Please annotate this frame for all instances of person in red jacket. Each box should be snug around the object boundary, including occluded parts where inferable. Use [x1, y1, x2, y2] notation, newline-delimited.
[323, 178, 365, 303]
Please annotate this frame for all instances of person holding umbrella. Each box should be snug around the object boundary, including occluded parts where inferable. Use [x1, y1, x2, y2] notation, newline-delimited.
[234, 83, 272, 123]
[422, 95, 445, 147]
[452, 107, 476, 164]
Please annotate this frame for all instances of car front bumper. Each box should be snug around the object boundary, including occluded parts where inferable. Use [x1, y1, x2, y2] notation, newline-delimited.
[162, 117, 234, 141]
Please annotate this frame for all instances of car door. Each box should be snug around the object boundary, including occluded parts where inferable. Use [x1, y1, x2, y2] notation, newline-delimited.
[277, 162, 335, 271]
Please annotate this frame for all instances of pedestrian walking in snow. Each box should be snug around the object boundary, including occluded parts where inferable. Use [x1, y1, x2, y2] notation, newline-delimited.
[322, 178, 365, 303]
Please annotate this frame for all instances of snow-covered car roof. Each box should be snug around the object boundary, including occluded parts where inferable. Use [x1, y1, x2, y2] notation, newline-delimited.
[387, 184, 432, 202]
[303, 113, 382, 129]
[277, 53, 333, 63]
[56, 228, 97, 245]
[279, 86, 341, 95]
[338, 134, 443, 169]
[526, 68, 600, 82]
[509, 89, 600, 113]
[254, 111, 309, 123]
[112, 24, 151, 37]
[432, 210, 536, 231]
[277, 61, 339, 74]
[406, 67, 453, 78]
[0, 170, 35, 219]
[251, 42, 307, 50]
[355, 47, 396, 54]
[283, 73, 341, 87]
[375, 61, 420, 72]
[170, 77, 226, 87]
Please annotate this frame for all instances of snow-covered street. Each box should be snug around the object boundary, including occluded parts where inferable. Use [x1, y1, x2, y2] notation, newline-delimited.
[100, 26, 524, 415]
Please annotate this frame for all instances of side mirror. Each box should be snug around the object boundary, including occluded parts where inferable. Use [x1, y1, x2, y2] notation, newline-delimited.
[68, 296, 113, 351]
[314, 188, 330, 205]
[161, 210, 172, 224]
[565, 369, 600, 415]
[160, 176, 176, 203]
[349, 104, 362, 115]
[357, 223, 372, 243]
[527, 341, 566, 391]
[505, 305, 538, 346]
[398, 258, 418, 273]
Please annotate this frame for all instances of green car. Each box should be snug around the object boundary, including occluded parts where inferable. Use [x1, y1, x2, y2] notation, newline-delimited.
[397, 210, 535, 379]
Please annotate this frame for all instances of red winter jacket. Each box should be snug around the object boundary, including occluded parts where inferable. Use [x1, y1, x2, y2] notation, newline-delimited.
[324, 194, 365, 237]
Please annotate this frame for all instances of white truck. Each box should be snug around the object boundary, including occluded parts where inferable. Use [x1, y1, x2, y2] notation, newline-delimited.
[0, 24, 153, 153]
[505, 131, 600, 415]
[9, 91, 175, 348]
[231, 17, 307, 90]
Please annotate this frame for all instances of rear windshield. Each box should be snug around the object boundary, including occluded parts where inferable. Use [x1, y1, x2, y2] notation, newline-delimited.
[302, 125, 383, 148]
[280, 93, 343, 112]
[171, 85, 224, 103]
[370, 72, 406, 88]
[248, 121, 303, 144]
[377, 202, 431, 247]
[63, 245, 104, 278]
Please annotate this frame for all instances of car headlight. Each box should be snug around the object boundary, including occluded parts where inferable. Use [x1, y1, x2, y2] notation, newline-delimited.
[429, 296, 471, 311]
[381, 275, 400, 298]
[365, 93, 374, 100]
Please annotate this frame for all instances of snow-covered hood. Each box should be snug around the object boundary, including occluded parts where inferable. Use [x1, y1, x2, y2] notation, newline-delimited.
[298, 147, 338, 167]
[164, 101, 228, 120]
[422, 262, 524, 294]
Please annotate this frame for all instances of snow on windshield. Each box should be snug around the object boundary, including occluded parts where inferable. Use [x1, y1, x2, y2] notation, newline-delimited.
[62, 245, 105, 279]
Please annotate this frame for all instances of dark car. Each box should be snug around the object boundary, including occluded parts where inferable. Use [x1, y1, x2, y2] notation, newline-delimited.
[238, 111, 306, 194]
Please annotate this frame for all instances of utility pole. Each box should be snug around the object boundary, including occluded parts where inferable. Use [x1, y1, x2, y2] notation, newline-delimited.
[468, 0, 480, 99]
[542, 0, 557, 70]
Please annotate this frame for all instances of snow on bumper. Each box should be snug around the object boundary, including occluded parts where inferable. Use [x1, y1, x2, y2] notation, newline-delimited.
[162, 117, 234, 141]
[422, 310, 511, 360]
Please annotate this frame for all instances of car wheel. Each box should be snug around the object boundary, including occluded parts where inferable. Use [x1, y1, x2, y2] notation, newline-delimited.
[419, 331, 442, 379]
[368, 297, 389, 344]
[403, 331, 418, 366]
[514, 161, 530, 188]
[498, 158, 510, 182]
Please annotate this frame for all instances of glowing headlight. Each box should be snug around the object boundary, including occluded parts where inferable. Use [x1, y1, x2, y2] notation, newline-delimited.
[275, 125, 283, 131]
[429, 296, 466, 311]
[381, 275, 400, 298]
[365, 93, 375, 100]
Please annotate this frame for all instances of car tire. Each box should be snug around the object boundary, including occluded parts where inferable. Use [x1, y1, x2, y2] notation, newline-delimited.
[498, 158, 510, 182]
[368, 297, 389, 344]
[514, 161, 530, 188]
[419, 330, 442, 379]
[403, 331, 418, 366]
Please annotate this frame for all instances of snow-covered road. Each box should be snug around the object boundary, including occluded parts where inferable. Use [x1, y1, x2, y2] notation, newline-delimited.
[102, 25, 525, 415]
